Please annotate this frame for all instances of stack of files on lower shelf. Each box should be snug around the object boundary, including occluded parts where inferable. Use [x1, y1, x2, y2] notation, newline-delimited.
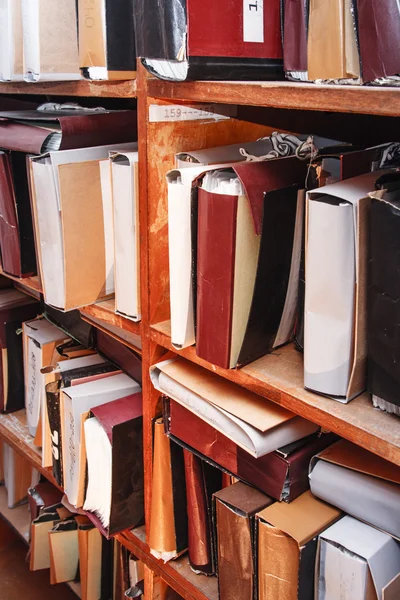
[0, 107, 138, 304]
[149, 355, 400, 599]
[15, 308, 146, 536]
[28, 479, 145, 598]
[0, 0, 137, 82]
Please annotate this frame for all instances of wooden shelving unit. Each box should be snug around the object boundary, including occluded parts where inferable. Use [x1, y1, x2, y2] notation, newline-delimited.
[147, 79, 400, 117]
[0, 65, 399, 599]
[80, 298, 142, 352]
[0, 79, 136, 98]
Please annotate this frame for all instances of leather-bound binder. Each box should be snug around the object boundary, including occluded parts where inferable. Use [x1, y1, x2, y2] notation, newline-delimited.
[214, 482, 273, 600]
[195, 157, 307, 368]
[183, 450, 223, 574]
[0, 109, 138, 154]
[165, 397, 336, 501]
[84, 393, 144, 537]
[135, 0, 284, 81]
[282, 0, 309, 80]
[0, 151, 37, 277]
[356, 0, 400, 83]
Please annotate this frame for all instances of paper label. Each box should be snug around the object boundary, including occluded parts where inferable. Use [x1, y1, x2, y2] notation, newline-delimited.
[149, 104, 236, 123]
[243, 0, 264, 43]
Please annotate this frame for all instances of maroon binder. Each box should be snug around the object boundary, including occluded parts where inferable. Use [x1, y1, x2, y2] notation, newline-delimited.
[187, 0, 282, 61]
[282, 0, 309, 74]
[165, 397, 337, 501]
[357, 0, 400, 82]
[96, 331, 142, 385]
[196, 157, 307, 368]
[0, 110, 138, 154]
[183, 450, 223, 574]
[0, 151, 37, 277]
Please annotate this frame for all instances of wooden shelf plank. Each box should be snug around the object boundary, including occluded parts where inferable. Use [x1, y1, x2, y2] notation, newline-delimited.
[119, 528, 218, 600]
[147, 79, 400, 117]
[0, 80, 136, 98]
[80, 298, 142, 353]
[0, 410, 60, 489]
[0, 268, 42, 298]
[151, 320, 400, 466]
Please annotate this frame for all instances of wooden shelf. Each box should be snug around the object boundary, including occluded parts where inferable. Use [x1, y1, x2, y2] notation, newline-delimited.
[119, 528, 217, 600]
[151, 320, 400, 466]
[80, 298, 142, 353]
[0, 79, 136, 98]
[0, 410, 210, 600]
[147, 79, 400, 117]
[0, 410, 60, 489]
[0, 269, 42, 298]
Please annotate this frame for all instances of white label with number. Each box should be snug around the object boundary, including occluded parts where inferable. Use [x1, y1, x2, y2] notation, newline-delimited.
[149, 104, 236, 123]
[243, 0, 264, 43]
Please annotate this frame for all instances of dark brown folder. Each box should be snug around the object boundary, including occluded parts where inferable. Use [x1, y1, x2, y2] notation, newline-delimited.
[214, 482, 273, 600]
[85, 394, 144, 537]
[0, 110, 138, 154]
[165, 397, 336, 501]
[96, 330, 142, 385]
[357, 0, 400, 82]
[183, 450, 223, 574]
[282, 0, 309, 76]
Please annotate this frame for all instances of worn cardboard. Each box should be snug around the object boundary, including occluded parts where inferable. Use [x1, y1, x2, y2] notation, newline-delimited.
[257, 491, 341, 600]
[308, 0, 360, 81]
[30, 142, 136, 311]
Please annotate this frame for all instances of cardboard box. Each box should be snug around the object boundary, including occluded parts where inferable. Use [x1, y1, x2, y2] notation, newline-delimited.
[316, 516, 400, 600]
[257, 491, 341, 600]
[305, 170, 393, 401]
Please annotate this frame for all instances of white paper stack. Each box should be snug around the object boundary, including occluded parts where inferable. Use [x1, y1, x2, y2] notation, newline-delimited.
[0, 0, 24, 81]
[21, 0, 81, 82]
[30, 142, 136, 311]
[111, 151, 140, 321]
